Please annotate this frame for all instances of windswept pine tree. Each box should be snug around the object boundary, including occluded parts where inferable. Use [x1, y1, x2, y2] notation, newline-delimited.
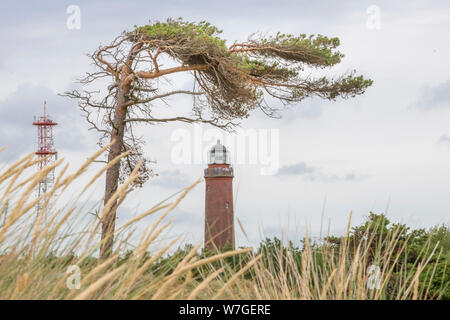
[64, 18, 373, 258]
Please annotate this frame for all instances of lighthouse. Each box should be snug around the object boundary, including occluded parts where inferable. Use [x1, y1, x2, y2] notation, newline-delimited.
[204, 140, 234, 250]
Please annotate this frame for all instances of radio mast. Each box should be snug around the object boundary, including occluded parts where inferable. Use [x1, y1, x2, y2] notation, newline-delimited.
[32, 101, 58, 213]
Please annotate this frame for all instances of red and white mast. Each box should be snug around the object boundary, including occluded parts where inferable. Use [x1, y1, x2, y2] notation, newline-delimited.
[32, 101, 58, 210]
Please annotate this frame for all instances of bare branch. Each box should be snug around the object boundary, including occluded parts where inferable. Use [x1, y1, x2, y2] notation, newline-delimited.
[123, 90, 204, 108]
[124, 116, 235, 129]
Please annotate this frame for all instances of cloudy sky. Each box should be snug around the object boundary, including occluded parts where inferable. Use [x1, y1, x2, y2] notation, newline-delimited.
[0, 0, 449, 248]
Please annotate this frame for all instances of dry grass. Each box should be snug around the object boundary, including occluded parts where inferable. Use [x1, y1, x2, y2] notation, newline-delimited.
[0, 147, 446, 300]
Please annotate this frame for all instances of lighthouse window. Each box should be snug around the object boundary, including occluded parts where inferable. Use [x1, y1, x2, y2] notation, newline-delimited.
[207, 185, 211, 191]
[225, 202, 229, 209]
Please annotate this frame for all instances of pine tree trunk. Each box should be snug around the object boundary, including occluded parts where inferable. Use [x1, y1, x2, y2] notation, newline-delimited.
[99, 87, 128, 259]
[99, 43, 143, 259]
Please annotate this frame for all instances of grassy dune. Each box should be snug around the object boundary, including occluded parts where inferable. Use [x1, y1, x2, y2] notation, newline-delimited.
[0, 147, 448, 299]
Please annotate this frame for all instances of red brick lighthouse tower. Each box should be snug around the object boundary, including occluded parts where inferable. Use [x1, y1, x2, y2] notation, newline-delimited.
[204, 140, 234, 250]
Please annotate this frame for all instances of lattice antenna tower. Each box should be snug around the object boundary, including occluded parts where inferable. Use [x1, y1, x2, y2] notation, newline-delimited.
[32, 101, 58, 212]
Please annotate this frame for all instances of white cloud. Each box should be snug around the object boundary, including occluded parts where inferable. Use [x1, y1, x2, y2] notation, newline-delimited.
[414, 80, 450, 110]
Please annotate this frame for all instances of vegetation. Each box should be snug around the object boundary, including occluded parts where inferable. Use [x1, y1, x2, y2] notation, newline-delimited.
[64, 18, 373, 258]
[0, 148, 447, 300]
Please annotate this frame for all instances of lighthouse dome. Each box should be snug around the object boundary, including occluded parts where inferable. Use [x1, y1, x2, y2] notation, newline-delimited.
[208, 140, 230, 164]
